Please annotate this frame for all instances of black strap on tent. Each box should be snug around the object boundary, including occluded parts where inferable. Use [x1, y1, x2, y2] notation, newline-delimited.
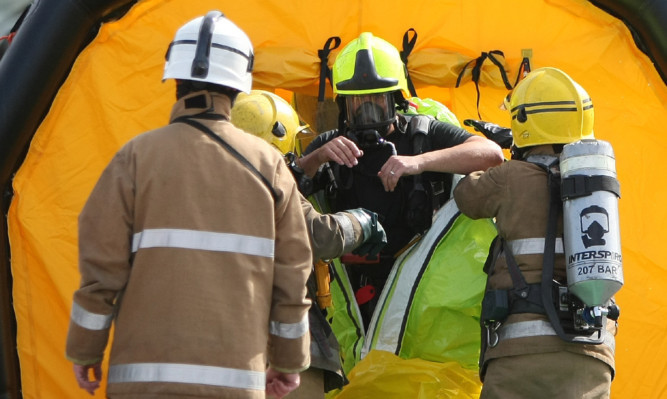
[318, 36, 341, 102]
[456, 50, 513, 119]
[513, 55, 532, 87]
[172, 115, 278, 201]
[399, 28, 418, 97]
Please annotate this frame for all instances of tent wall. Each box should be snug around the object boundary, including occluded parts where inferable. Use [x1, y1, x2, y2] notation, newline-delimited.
[1, 0, 666, 397]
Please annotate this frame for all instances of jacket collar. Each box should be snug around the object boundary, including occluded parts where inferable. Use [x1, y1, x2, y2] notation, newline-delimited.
[169, 90, 233, 122]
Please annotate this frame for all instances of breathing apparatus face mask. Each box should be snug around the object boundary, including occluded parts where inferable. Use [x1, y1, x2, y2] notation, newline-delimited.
[343, 92, 396, 150]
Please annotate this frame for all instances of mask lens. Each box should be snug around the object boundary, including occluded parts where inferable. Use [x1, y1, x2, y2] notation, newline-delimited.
[345, 93, 394, 129]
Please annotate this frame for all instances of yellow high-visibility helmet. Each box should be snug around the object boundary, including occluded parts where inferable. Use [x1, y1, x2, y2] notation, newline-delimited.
[332, 32, 409, 131]
[509, 67, 594, 148]
[333, 32, 409, 97]
[231, 90, 301, 154]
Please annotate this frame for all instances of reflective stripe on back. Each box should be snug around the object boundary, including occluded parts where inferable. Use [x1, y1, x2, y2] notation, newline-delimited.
[71, 302, 113, 330]
[108, 363, 265, 390]
[498, 320, 615, 353]
[132, 228, 274, 258]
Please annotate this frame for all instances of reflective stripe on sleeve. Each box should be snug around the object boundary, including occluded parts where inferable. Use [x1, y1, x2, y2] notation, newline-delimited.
[507, 237, 564, 256]
[498, 320, 615, 353]
[269, 315, 309, 339]
[108, 362, 265, 390]
[331, 213, 356, 253]
[132, 229, 274, 258]
[71, 302, 113, 331]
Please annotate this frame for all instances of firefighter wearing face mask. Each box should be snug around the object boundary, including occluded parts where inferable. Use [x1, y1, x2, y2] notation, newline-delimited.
[453, 67, 619, 398]
[297, 32, 503, 327]
[231, 90, 387, 398]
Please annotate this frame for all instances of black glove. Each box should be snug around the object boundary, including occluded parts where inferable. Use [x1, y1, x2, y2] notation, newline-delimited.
[346, 208, 387, 258]
[463, 119, 513, 149]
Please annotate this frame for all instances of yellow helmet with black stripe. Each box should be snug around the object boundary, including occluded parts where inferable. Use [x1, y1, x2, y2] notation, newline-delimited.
[509, 67, 594, 148]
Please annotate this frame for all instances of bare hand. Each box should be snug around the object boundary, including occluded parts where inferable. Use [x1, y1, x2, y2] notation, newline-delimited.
[378, 155, 422, 192]
[317, 136, 363, 168]
[266, 367, 300, 399]
[73, 363, 102, 395]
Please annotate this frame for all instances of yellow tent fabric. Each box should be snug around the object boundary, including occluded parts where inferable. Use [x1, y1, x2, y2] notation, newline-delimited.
[6, 0, 667, 397]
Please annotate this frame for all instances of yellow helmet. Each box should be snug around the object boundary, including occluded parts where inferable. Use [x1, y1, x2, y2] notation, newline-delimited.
[333, 33, 410, 131]
[509, 67, 594, 148]
[333, 32, 409, 97]
[231, 90, 301, 154]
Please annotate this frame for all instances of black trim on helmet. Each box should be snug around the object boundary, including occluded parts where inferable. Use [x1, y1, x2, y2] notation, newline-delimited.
[191, 10, 222, 79]
[336, 49, 398, 91]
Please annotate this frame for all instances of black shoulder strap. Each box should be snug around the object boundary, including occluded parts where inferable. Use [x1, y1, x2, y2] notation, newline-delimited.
[173, 116, 278, 201]
[408, 114, 430, 153]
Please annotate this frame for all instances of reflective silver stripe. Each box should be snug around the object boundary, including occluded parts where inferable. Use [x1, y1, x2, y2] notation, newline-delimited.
[498, 320, 557, 340]
[507, 238, 564, 255]
[332, 213, 357, 253]
[560, 154, 616, 175]
[132, 229, 274, 258]
[108, 363, 265, 390]
[269, 315, 309, 339]
[498, 320, 615, 353]
[70, 302, 113, 330]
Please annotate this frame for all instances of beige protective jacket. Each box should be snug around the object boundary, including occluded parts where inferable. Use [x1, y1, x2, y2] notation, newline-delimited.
[66, 91, 312, 399]
[453, 145, 616, 379]
[301, 196, 363, 263]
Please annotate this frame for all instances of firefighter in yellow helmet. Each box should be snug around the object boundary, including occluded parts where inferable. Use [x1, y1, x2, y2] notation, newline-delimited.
[454, 67, 618, 398]
[231, 89, 388, 398]
[296, 32, 503, 327]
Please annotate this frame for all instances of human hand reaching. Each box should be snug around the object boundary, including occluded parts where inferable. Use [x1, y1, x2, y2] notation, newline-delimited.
[73, 362, 102, 395]
[266, 367, 300, 399]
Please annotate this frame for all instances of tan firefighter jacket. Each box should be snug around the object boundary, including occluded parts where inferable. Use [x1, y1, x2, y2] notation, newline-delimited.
[301, 195, 363, 263]
[66, 91, 312, 398]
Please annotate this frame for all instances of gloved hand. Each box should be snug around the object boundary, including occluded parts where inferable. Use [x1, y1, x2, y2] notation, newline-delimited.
[347, 208, 387, 257]
[463, 119, 513, 149]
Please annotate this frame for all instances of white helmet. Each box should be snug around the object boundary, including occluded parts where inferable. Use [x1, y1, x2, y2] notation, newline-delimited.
[163, 11, 254, 93]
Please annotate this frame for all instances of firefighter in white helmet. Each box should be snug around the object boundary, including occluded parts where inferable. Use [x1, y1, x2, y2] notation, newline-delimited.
[232, 89, 388, 398]
[66, 11, 312, 399]
[454, 67, 618, 398]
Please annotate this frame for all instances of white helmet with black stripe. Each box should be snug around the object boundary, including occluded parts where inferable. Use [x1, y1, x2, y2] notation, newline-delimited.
[163, 11, 254, 93]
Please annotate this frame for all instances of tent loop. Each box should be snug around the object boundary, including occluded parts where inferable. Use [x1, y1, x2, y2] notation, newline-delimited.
[399, 28, 418, 97]
[513, 52, 532, 87]
[317, 36, 341, 102]
[456, 50, 512, 119]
